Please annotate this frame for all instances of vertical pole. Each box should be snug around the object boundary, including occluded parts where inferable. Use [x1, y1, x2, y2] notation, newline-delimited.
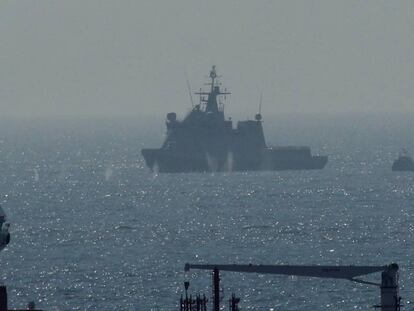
[213, 267, 220, 311]
[0, 286, 7, 311]
[380, 264, 400, 311]
[184, 281, 190, 311]
[196, 295, 200, 311]
[203, 294, 207, 311]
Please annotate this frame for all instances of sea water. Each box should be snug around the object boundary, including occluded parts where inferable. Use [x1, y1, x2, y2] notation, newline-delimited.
[0, 114, 414, 311]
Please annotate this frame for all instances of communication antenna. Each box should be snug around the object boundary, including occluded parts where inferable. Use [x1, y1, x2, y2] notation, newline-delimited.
[186, 76, 194, 108]
[259, 91, 263, 115]
[255, 91, 263, 121]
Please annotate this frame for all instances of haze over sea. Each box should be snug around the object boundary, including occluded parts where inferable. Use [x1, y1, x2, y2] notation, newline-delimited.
[1, 113, 414, 311]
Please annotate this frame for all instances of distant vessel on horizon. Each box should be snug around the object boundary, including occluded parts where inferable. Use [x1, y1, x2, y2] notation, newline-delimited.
[392, 149, 414, 171]
[141, 66, 328, 173]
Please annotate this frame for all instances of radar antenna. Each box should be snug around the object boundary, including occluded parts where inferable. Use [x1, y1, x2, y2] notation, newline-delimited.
[208, 65, 222, 91]
[210, 65, 217, 86]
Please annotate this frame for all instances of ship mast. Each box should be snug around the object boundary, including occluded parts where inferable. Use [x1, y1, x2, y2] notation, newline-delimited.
[210, 65, 217, 93]
[195, 66, 231, 115]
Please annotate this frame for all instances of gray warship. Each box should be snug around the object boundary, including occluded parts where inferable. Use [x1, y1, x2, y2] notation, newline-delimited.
[141, 66, 328, 173]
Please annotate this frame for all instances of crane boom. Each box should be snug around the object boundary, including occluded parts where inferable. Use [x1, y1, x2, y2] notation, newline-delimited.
[185, 263, 387, 280]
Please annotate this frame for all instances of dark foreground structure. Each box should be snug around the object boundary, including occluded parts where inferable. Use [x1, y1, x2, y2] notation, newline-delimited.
[183, 262, 401, 311]
[142, 66, 327, 173]
[0, 207, 42, 311]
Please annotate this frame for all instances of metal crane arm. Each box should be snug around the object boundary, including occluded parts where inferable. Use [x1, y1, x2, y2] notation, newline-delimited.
[185, 263, 387, 280]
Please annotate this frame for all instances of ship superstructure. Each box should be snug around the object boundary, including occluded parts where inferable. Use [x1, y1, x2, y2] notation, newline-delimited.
[392, 149, 414, 171]
[141, 66, 327, 173]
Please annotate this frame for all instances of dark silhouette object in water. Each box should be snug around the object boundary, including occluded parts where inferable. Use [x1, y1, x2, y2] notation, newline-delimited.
[0, 205, 10, 252]
[141, 66, 328, 173]
[392, 149, 414, 171]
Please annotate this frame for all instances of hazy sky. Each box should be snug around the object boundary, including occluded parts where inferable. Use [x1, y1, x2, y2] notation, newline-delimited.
[1, 1, 414, 118]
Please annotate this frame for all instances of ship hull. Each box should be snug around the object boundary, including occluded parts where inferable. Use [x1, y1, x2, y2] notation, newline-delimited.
[392, 160, 414, 171]
[141, 149, 209, 173]
[266, 155, 327, 170]
[141, 148, 327, 173]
